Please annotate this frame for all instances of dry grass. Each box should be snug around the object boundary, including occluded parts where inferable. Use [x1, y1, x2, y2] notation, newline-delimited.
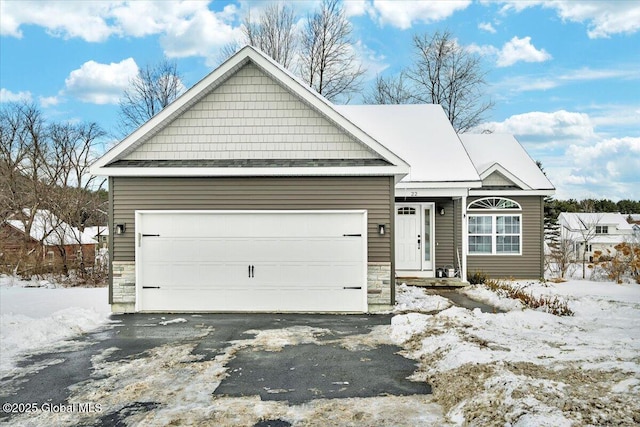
[484, 279, 574, 316]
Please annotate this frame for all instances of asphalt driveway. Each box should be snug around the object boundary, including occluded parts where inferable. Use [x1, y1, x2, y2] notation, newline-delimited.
[1, 313, 432, 426]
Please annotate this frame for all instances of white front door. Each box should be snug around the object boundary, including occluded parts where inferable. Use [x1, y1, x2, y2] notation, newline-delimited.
[395, 205, 421, 270]
[395, 204, 435, 272]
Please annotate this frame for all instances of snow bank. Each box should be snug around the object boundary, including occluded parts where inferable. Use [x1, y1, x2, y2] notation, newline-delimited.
[0, 276, 110, 375]
[393, 279, 640, 425]
[395, 283, 452, 313]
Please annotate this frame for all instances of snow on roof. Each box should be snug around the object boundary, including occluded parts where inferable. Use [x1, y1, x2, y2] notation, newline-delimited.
[336, 104, 480, 184]
[7, 210, 97, 246]
[459, 134, 555, 190]
[558, 212, 634, 232]
[84, 226, 109, 237]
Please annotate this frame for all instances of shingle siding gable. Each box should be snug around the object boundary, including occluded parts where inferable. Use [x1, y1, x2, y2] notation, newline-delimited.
[123, 63, 378, 161]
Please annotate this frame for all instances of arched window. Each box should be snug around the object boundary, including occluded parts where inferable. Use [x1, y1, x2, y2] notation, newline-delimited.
[467, 198, 522, 255]
[468, 197, 521, 211]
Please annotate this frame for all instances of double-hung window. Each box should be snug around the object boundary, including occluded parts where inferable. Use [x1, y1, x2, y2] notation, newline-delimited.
[468, 198, 522, 255]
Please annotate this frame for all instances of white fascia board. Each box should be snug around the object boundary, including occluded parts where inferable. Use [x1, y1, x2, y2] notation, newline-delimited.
[480, 163, 531, 190]
[470, 189, 556, 196]
[91, 165, 409, 178]
[395, 187, 470, 198]
[398, 180, 482, 189]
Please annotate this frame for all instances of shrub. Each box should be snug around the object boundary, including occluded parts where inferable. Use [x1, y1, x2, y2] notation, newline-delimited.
[484, 279, 574, 316]
[591, 243, 640, 284]
[468, 270, 488, 285]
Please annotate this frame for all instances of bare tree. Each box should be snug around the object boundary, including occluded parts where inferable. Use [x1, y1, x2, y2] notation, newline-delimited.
[299, 0, 365, 102]
[118, 59, 184, 134]
[1, 102, 106, 277]
[363, 72, 413, 104]
[243, 3, 298, 69]
[0, 102, 50, 239]
[575, 214, 604, 279]
[367, 31, 492, 132]
[548, 231, 576, 279]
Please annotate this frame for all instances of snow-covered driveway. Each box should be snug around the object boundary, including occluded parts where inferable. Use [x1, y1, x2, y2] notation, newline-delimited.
[1, 311, 440, 426]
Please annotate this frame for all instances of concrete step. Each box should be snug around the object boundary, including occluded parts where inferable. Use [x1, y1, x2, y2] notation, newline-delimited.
[397, 277, 468, 288]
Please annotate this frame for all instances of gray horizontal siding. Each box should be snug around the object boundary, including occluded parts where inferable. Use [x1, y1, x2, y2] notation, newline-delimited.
[111, 176, 393, 265]
[466, 195, 544, 279]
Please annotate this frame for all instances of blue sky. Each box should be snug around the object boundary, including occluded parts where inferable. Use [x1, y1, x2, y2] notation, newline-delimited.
[1, 0, 639, 201]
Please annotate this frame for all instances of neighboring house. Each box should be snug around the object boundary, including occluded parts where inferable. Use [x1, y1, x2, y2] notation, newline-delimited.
[91, 46, 554, 314]
[1, 209, 98, 267]
[85, 226, 109, 249]
[558, 212, 636, 261]
[627, 214, 640, 238]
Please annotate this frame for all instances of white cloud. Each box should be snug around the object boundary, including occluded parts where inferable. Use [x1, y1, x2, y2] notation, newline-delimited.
[481, 110, 596, 141]
[354, 40, 388, 80]
[498, 1, 640, 38]
[483, 109, 640, 200]
[496, 36, 551, 67]
[0, 1, 243, 64]
[478, 22, 497, 33]
[468, 36, 551, 68]
[0, 1, 117, 42]
[64, 58, 138, 105]
[561, 137, 640, 198]
[495, 66, 639, 94]
[159, 4, 242, 65]
[0, 88, 32, 103]
[343, 0, 371, 17]
[39, 96, 60, 108]
[368, 0, 471, 29]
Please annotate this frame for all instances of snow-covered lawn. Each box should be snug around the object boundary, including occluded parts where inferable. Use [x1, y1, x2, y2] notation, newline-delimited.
[394, 280, 640, 425]
[0, 275, 111, 375]
[1, 275, 639, 425]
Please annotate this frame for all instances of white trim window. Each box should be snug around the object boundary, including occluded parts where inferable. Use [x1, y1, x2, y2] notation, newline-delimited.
[468, 198, 522, 255]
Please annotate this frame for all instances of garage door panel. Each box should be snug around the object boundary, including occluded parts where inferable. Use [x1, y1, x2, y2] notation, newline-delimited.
[140, 288, 364, 312]
[137, 211, 366, 312]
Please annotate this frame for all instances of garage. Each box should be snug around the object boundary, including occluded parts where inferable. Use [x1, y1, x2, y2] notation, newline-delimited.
[135, 210, 367, 312]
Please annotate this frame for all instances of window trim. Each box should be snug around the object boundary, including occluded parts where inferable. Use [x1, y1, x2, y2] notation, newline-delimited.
[468, 213, 523, 256]
[468, 197, 522, 211]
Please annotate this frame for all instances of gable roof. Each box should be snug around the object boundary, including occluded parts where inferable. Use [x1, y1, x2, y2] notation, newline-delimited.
[91, 45, 409, 180]
[558, 212, 634, 232]
[336, 104, 481, 188]
[6, 210, 97, 246]
[459, 134, 555, 193]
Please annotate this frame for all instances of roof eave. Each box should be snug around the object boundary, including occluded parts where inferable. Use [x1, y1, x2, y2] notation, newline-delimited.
[469, 189, 556, 196]
[91, 165, 410, 178]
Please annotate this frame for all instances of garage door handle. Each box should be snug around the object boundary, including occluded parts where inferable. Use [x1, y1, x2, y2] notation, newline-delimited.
[248, 265, 255, 278]
[343, 286, 362, 290]
[142, 286, 160, 289]
[343, 233, 361, 237]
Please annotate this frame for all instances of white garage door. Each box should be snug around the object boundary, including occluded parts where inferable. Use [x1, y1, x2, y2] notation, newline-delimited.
[136, 210, 367, 312]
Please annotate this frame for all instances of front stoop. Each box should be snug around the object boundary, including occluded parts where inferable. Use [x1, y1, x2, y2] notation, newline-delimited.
[397, 277, 468, 287]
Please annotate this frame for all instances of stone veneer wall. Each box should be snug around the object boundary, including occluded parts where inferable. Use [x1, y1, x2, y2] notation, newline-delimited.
[110, 261, 393, 313]
[111, 261, 136, 313]
[367, 262, 392, 311]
